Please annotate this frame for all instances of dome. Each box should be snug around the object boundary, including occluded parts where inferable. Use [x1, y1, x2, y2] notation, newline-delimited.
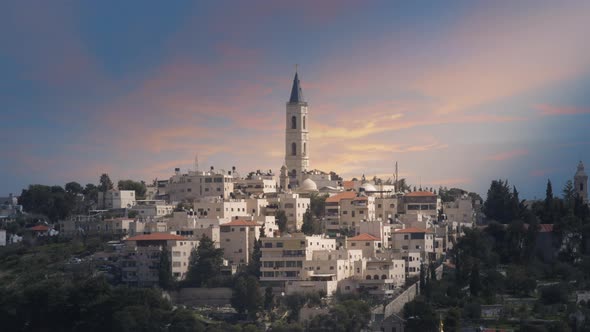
[360, 182, 377, 192]
[300, 178, 318, 192]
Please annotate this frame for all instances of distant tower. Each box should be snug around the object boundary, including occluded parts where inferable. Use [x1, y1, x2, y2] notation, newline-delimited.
[285, 69, 309, 186]
[574, 161, 588, 203]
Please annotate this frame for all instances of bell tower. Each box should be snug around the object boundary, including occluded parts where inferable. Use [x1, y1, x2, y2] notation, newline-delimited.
[285, 69, 309, 187]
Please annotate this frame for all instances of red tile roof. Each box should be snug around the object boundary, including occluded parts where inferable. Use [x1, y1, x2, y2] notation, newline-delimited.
[29, 225, 49, 231]
[539, 224, 554, 233]
[221, 220, 260, 227]
[394, 227, 433, 234]
[325, 191, 357, 203]
[405, 191, 436, 197]
[348, 233, 380, 241]
[125, 233, 187, 241]
[342, 181, 355, 190]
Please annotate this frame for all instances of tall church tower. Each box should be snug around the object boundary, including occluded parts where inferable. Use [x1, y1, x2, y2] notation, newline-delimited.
[574, 161, 588, 203]
[285, 70, 309, 187]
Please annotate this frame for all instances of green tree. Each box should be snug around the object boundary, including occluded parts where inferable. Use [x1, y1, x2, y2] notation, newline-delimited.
[158, 247, 174, 290]
[118, 179, 147, 199]
[247, 237, 262, 279]
[309, 193, 327, 218]
[231, 275, 262, 318]
[264, 286, 274, 310]
[18, 184, 76, 222]
[184, 234, 224, 287]
[65, 181, 84, 194]
[469, 262, 481, 296]
[301, 208, 314, 235]
[483, 180, 518, 223]
[98, 173, 114, 192]
[275, 210, 288, 234]
[563, 180, 575, 207]
[403, 297, 438, 331]
[443, 307, 461, 332]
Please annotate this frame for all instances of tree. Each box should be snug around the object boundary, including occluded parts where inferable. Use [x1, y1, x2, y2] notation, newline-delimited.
[301, 208, 314, 235]
[563, 180, 575, 207]
[403, 297, 438, 331]
[118, 179, 147, 199]
[469, 262, 481, 296]
[65, 181, 83, 195]
[231, 275, 262, 318]
[483, 180, 518, 223]
[275, 210, 288, 234]
[18, 184, 76, 222]
[184, 234, 224, 287]
[98, 173, 114, 192]
[264, 286, 274, 310]
[545, 179, 554, 207]
[247, 237, 262, 279]
[158, 247, 174, 290]
[444, 307, 461, 332]
[309, 193, 327, 219]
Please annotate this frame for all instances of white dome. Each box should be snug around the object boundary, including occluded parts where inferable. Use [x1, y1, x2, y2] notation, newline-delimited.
[360, 183, 377, 192]
[300, 178, 318, 192]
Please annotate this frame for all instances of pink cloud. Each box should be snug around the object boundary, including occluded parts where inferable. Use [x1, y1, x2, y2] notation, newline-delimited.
[536, 104, 590, 116]
[486, 149, 529, 161]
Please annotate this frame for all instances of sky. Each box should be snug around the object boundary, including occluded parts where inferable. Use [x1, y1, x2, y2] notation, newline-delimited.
[1, 0, 590, 200]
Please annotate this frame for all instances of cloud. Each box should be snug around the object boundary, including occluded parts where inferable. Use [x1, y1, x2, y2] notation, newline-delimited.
[486, 149, 529, 161]
[536, 104, 590, 116]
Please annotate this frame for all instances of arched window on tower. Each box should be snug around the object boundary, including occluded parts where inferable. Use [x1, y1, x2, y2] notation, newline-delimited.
[291, 116, 297, 129]
[303, 116, 306, 129]
[303, 143, 306, 155]
[581, 183, 584, 191]
[291, 142, 297, 156]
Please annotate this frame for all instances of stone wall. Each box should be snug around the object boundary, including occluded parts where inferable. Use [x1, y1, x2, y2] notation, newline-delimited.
[383, 283, 418, 317]
[382, 264, 442, 318]
[168, 288, 232, 307]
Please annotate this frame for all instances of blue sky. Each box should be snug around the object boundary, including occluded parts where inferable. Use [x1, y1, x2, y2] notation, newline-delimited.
[1, 0, 590, 199]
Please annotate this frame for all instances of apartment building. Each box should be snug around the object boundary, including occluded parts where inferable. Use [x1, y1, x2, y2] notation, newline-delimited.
[266, 193, 310, 231]
[324, 191, 358, 235]
[260, 234, 336, 284]
[131, 200, 175, 218]
[166, 168, 234, 202]
[121, 233, 197, 286]
[97, 190, 136, 209]
[391, 227, 435, 262]
[346, 233, 382, 257]
[219, 219, 264, 266]
[193, 197, 249, 219]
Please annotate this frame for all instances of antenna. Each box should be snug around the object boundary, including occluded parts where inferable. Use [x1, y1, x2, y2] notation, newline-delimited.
[194, 154, 199, 172]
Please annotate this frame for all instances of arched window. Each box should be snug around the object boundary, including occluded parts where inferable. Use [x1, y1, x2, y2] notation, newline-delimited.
[291, 142, 296, 156]
[303, 116, 306, 129]
[291, 116, 297, 129]
[581, 183, 584, 191]
[381, 274, 387, 280]
[366, 275, 371, 280]
[303, 143, 306, 155]
[291, 169, 297, 177]
[374, 274, 379, 280]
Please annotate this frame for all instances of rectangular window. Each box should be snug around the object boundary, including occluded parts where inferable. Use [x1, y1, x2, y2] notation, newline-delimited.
[276, 242, 283, 248]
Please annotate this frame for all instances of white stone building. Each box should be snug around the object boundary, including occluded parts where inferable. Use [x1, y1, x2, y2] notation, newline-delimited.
[166, 168, 234, 202]
[98, 190, 136, 209]
[284, 71, 310, 187]
[260, 233, 336, 283]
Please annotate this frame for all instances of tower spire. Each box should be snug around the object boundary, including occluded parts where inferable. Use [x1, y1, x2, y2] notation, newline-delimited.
[289, 69, 305, 104]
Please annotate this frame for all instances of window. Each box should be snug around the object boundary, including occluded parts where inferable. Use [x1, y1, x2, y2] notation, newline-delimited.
[404, 235, 409, 240]
[264, 242, 272, 248]
[276, 242, 283, 248]
[303, 116, 306, 129]
[172, 262, 181, 267]
[291, 115, 297, 129]
[303, 143, 306, 155]
[291, 142, 296, 156]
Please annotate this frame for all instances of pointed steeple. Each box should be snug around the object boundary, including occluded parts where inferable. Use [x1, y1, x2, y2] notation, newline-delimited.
[289, 71, 305, 104]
